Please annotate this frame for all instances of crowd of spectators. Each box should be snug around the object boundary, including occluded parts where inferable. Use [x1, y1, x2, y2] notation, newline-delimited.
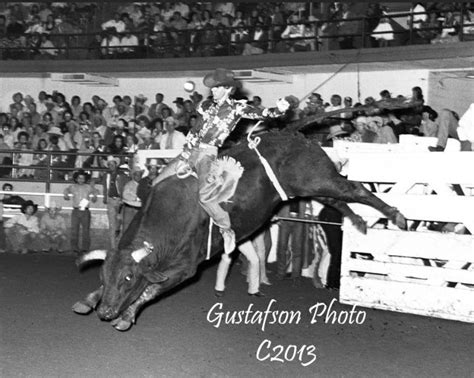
[0, 2, 473, 60]
[0, 83, 470, 185]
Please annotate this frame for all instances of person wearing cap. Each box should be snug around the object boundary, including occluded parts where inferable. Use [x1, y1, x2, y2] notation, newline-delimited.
[121, 165, 144, 234]
[102, 156, 128, 250]
[64, 170, 98, 254]
[39, 201, 67, 253]
[157, 68, 289, 256]
[4, 200, 40, 254]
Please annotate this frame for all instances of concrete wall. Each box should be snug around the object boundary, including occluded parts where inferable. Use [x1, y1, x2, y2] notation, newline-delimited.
[0, 69, 429, 112]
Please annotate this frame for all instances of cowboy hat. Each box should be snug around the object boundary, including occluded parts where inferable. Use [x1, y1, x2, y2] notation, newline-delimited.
[285, 95, 300, 106]
[135, 94, 148, 102]
[173, 97, 184, 105]
[147, 158, 159, 167]
[73, 169, 91, 183]
[47, 126, 63, 136]
[46, 200, 62, 211]
[106, 155, 120, 166]
[203, 68, 241, 88]
[131, 165, 145, 174]
[21, 200, 38, 214]
[190, 91, 203, 102]
[327, 125, 350, 140]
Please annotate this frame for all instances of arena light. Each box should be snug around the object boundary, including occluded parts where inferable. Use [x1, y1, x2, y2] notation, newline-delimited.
[50, 73, 119, 86]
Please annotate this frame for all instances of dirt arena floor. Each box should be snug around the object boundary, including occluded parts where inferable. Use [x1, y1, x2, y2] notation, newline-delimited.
[1, 252, 473, 377]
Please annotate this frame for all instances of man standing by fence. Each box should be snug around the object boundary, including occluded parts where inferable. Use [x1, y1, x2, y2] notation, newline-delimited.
[64, 170, 97, 255]
[102, 156, 128, 250]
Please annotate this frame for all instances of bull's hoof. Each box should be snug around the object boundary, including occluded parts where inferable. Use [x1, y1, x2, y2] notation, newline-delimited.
[72, 301, 93, 315]
[352, 215, 367, 234]
[393, 211, 407, 230]
[112, 319, 133, 332]
[248, 291, 265, 297]
[214, 290, 225, 298]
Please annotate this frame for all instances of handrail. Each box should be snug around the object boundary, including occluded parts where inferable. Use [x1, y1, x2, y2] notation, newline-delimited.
[1, 4, 472, 59]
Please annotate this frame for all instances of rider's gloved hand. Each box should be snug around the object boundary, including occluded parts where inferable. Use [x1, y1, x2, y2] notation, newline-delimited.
[276, 98, 290, 112]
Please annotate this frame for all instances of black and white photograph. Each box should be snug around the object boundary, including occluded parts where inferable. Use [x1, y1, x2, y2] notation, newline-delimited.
[1, 1, 473, 377]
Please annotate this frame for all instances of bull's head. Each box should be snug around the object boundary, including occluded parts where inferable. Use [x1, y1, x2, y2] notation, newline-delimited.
[77, 242, 168, 321]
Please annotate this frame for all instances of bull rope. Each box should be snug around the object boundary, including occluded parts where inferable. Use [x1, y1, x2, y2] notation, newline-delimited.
[247, 122, 289, 201]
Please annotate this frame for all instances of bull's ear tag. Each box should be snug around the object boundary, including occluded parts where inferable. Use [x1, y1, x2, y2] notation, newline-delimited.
[131, 241, 154, 263]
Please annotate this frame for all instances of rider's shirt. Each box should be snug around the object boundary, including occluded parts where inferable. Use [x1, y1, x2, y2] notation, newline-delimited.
[185, 98, 283, 148]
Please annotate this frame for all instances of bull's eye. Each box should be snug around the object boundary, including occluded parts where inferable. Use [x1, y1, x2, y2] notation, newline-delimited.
[124, 274, 133, 282]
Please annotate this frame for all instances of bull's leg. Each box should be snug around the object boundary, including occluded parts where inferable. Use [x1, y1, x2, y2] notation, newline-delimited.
[111, 265, 195, 331]
[72, 286, 103, 315]
[314, 197, 367, 234]
[315, 178, 406, 229]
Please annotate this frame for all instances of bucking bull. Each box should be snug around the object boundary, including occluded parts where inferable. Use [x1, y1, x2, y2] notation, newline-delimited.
[73, 131, 406, 331]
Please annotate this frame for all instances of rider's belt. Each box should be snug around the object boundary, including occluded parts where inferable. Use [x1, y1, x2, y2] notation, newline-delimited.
[290, 212, 298, 217]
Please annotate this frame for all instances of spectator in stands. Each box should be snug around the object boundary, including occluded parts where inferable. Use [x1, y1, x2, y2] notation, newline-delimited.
[279, 13, 305, 52]
[27, 102, 41, 127]
[137, 159, 160, 203]
[70, 96, 82, 120]
[326, 94, 344, 111]
[39, 201, 67, 253]
[137, 128, 159, 150]
[42, 97, 60, 125]
[36, 91, 48, 114]
[242, 21, 268, 55]
[102, 12, 126, 33]
[125, 134, 139, 154]
[0, 134, 12, 178]
[121, 165, 143, 235]
[101, 30, 121, 58]
[230, 22, 249, 55]
[160, 116, 186, 150]
[420, 106, 439, 137]
[25, 15, 44, 34]
[350, 116, 377, 142]
[371, 12, 395, 47]
[4, 200, 40, 254]
[1, 183, 25, 206]
[369, 116, 397, 144]
[31, 123, 49, 150]
[303, 93, 325, 117]
[134, 94, 150, 119]
[120, 29, 139, 58]
[10, 92, 24, 114]
[102, 156, 128, 250]
[148, 93, 169, 120]
[33, 137, 49, 180]
[2, 124, 14, 149]
[64, 169, 98, 255]
[17, 142, 34, 178]
[38, 33, 58, 58]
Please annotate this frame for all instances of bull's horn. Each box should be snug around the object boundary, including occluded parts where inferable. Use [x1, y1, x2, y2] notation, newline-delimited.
[131, 248, 151, 263]
[76, 249, 107, 266]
